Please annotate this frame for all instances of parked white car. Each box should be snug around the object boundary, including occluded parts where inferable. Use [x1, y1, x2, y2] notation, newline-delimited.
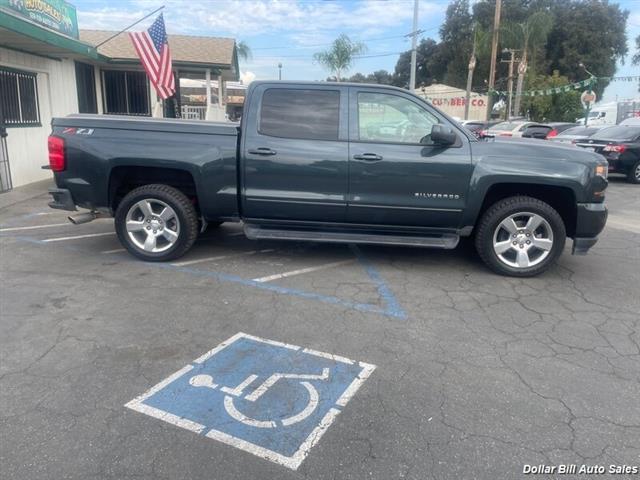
[619, 117, 640, 126]
[483, 121, 536, 138]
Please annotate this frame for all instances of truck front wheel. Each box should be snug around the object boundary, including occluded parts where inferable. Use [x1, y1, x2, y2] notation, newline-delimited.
[475, 196, 566, 277]
[115, 184, 199, 262]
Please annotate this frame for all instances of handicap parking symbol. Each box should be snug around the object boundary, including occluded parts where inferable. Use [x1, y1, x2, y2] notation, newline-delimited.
[125, 332, 376, 469]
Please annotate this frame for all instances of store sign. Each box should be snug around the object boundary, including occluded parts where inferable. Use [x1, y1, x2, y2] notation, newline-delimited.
[430, 97, 486, 107]
[0, 0, 79, 39]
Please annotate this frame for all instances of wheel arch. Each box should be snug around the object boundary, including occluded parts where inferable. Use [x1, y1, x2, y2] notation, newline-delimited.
[108, 165, 199, 214]
[470, 182, 578, 237]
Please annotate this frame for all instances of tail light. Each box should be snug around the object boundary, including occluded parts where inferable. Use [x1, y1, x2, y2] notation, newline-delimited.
[546, 129, 558, 139]
[603, 144, 626, 153]
[48, 135, 66, 172]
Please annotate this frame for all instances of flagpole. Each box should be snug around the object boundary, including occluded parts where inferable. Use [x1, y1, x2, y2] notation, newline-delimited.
[95, 5, 165, 48]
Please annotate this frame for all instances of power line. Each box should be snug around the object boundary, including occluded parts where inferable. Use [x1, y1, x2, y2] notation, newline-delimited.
[253, 51, 403, 59]
[250, 25, 440, 51]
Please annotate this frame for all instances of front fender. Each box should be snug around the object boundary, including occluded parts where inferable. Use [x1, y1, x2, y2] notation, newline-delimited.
[461, 149, 592, 228]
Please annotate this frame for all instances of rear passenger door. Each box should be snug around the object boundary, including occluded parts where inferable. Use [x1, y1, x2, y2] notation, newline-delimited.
[241, 84, 349, 223]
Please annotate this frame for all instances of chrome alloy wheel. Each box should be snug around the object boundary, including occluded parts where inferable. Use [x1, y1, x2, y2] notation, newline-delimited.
[492, 212, 554, 269]
[125, 199, 180, 253]
[635, 163, 640, 181]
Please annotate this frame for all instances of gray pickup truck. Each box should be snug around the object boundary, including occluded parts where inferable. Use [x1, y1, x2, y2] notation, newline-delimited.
[47, 81, 608, 277]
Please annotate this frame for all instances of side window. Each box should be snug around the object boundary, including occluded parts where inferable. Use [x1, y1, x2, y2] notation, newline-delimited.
[260, 88, 339, 141]
[357, 92, 438, 144]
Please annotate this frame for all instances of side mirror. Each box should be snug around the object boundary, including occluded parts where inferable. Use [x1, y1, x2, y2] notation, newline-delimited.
[431, 124, 457, 146]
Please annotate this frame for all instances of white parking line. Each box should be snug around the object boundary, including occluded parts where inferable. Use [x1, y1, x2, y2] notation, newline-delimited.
[172, 249, 275, 267]
[42, 232, 115, 242]
[252, 259, 354, 283]
[101, 248, 126, 254]
[607, 217, 640, 234]
[0, 222, 70, 232]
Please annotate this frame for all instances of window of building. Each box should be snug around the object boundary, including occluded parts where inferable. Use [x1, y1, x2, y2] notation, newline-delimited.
[0, 67, 40, 127]
[357, 92, 439, 144]
[102, 70, 150, 116]
[259, 88, 340, 141]
[75, 62, 98, 114]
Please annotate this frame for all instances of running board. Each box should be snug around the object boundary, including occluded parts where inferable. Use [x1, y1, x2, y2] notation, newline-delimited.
[244, 225, 459, 249]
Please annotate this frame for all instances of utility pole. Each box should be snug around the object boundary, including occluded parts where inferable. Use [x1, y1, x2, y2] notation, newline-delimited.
[485, 0, 502, 120]
[278, 62, 282, 80]
[464, 23, 478, 120]
[464, 53, 476, 120]
[409, 0, 419, 91]
[501, 49, 519, 120]
[513, 57, 527, 117]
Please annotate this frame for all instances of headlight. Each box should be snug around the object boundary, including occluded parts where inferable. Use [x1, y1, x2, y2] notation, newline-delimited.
[595, 164, 608, 179]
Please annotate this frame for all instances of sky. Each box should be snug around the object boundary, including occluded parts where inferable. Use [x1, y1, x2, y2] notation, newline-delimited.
[73, 0, 640, 102]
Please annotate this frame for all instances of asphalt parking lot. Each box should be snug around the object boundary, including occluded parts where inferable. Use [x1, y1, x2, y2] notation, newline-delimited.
[1, 178, 639, 480]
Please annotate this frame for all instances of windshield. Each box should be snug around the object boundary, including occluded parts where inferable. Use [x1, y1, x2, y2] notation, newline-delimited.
[588, 111, 600, 118]
[591, 126, 640, 141]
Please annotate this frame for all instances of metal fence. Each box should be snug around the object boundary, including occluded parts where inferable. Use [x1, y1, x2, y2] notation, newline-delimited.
[180, 105, 207, 120]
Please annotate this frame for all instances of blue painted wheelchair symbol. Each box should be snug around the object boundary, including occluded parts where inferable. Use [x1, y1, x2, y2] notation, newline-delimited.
[125, 332, 376, 470]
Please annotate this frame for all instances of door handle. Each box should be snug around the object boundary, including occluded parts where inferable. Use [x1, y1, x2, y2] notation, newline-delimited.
[248, 147, 277, 156]
[353, 153, 383, 161]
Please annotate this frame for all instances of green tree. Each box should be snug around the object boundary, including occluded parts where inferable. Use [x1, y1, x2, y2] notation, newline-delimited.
[438, 0, 475, 88]
[236, 41, 251, 62]
[545, 0, 628, 97]
[313, 34, 367, 81]
[502, 11, 554, 115]
[393, 38, 442, 88]
[341, 70, 394, 85]
[520, 71, 582, 122]
[391, 0, 628, 97]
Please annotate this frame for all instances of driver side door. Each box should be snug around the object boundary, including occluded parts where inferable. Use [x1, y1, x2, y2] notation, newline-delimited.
[347, 87, 473, 229]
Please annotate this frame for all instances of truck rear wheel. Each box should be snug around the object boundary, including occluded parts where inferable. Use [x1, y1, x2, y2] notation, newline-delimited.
[475, 196, 566, 277]
[115, 184, 199, 262]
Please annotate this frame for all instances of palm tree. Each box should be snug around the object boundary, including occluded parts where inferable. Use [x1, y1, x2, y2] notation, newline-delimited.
[236, 41, 252, 62]
[313, 34, 366, 82]
[502, 11, 553, 115]
[464, 23, 490, 119]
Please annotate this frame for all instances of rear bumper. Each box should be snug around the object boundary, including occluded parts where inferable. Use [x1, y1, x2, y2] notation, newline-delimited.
[48, 188, 77, 211]
[572, 202, 607, 255]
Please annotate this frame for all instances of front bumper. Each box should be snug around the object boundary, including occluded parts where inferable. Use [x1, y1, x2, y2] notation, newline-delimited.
[48, 188, 77, 212]
[572, 202, 608, 255]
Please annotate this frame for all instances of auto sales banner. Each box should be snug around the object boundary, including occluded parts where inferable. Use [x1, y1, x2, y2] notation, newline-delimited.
[0, 0, 79, 39]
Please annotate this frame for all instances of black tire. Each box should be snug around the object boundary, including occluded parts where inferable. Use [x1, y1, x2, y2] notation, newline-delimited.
[627, 160, 640, 184]
[115, 184, 198, 262]
[475, 196, 566, 277]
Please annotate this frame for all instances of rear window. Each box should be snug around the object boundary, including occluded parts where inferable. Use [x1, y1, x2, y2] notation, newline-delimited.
[489, 122, 519, 131]
[259, 88, 340, 141]
[591, 126, 640, 141]
[558, 126, 599, 137]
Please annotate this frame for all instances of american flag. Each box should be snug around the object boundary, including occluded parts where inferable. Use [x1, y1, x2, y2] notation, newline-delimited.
[129, 14, 175, 99]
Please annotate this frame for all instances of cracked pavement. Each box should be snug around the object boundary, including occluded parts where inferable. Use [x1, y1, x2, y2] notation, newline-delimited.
[0, 178, 638, 479]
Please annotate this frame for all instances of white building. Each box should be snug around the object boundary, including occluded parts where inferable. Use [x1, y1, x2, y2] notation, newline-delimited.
[0, 1, 239, 189]
[414, 83, 489, 121]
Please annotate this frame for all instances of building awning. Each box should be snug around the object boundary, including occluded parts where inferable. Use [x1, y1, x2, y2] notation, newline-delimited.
[80, 30, 239, 80]
[0, 10, 100, 60]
